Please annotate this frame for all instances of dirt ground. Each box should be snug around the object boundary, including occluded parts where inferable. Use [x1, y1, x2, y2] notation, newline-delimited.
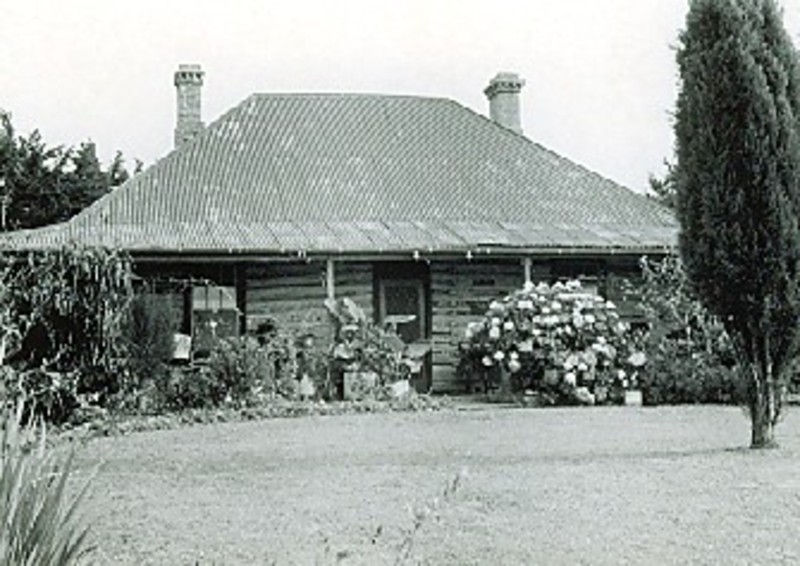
[71, 405, 800, 565]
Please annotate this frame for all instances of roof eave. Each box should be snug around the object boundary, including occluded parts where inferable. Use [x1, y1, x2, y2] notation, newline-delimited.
[130, 244, 676, 263]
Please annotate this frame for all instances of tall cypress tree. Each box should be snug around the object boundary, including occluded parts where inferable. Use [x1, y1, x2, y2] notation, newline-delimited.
[675, 0, 800, 448]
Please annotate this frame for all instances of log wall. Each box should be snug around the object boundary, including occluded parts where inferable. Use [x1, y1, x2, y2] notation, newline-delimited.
[245, 261, 373, 343]
[242, 255, 646, 393]
[429, 259, 547, 392]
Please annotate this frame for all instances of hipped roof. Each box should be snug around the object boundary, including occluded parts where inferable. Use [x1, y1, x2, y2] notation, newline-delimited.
[2, 93, 676, 257]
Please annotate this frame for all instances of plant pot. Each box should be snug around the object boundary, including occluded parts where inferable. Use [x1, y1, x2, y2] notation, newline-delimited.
[624, 389, 643, 406]
[595, 385, 609, 404]
[389, 379, 410, 398]
[343, 370, 378, 400]
[298, 374, 315, 398]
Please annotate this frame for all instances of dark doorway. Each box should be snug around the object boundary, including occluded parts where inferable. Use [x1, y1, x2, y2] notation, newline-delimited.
[374, 262, 431, 392]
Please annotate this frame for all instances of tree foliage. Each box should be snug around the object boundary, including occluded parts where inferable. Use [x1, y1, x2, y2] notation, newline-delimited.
[0, 112, 136, 230]
[675, 0, 800, 447]
[647, 161, 677, 209]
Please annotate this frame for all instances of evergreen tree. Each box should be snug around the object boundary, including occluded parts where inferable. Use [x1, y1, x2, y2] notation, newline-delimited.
[0, 114, 137, 229]
[648, 161, 677, 209]
[675, 0, 800, 447]
[63, 142, 110, 220]
[7, 130, 70, 229]
[107, 150, 130, 188]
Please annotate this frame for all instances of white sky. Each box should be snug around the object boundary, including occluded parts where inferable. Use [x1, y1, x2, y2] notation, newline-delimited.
[2, 0, 800, 193]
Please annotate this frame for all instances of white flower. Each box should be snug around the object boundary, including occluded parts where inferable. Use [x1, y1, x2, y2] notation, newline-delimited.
[536, 282, 550, 293]
[517, 299, 534, 310]
[564, 353, 579, 369]
[577, 362, 588, 372]
[489, 327, 501, 340]
[508, 359, 522, 373]
[482, 356, 494, 367]
[541, 306, 551, 315]
[494, 350, 506, 361]
[566, 280, 581, 290]
[503, 320, 515, 331]
[491, 317, 501, 327]
[597, 336, 607, 345]
[627, 351, 647, 367]
[572, 314, 585, 328]
[465, 327, 474, 339]
[605, 300, 617, 310]
[551, 301, 563, 312]
[523, 281, 535, 292]
[585, 314, 596, 324]
[564, 372, 577, 386]
[617, 369, 627, 380]
[509, 351, 519, 360]
[489, 300, 503, 312]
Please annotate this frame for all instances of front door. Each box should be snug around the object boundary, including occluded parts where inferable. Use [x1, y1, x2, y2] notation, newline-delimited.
[376, 267, 431, 392]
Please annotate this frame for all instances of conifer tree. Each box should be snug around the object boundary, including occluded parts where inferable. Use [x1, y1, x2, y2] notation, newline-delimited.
[0, 114, 136, 229]
[675, 0, 800, 447]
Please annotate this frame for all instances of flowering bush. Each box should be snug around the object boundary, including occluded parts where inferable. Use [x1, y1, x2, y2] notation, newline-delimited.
[462, 280, 646, 405]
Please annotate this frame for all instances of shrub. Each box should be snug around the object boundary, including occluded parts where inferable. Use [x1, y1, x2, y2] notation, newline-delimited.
[7, 246, 133, 377]
[150, 334, 299, 411]
[0, 403, 93, 564]
[0, 246, 134, 422]
[207, 335, 296, 403]
[637, 257, 741, 405]
[123, 293, 177, 391]
[151, 365, 226, 411]
[461, 280, 645, 404]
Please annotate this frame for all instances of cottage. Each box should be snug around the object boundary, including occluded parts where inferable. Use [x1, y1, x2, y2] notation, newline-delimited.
[3, 65, 676, 392]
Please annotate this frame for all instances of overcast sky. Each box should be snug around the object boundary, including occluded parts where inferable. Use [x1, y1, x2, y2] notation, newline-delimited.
[3, 0, 800, 193]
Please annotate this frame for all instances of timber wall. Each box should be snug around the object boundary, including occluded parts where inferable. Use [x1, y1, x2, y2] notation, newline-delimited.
[242, 256, 644, 394]
[245, 261, 373, 343]
[429, 259, 543, 392]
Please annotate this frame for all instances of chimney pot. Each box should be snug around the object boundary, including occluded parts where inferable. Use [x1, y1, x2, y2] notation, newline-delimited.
[484, 72, 525, 135]
[174, 64, 205, 148]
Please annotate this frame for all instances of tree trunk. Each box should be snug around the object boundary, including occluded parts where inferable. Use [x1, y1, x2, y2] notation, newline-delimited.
[750, 364, 779, 449]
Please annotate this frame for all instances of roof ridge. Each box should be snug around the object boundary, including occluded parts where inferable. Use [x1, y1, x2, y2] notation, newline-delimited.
[248, 92, 451, 103]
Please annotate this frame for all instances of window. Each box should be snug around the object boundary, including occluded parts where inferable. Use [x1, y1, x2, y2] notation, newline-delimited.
[192, 284, 239, 355]
[192, 285, 237, 313]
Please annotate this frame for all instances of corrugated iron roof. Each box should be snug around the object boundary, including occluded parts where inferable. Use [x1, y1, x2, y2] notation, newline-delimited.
[1, 93, 677, 255]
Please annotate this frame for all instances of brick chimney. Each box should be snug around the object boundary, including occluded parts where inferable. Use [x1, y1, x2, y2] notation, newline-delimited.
[174, 64, 204, 148]
[484, 72, 525, 135]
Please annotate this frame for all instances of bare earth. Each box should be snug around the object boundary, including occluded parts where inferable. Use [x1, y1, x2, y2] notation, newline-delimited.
[72, 405, 800, 565]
